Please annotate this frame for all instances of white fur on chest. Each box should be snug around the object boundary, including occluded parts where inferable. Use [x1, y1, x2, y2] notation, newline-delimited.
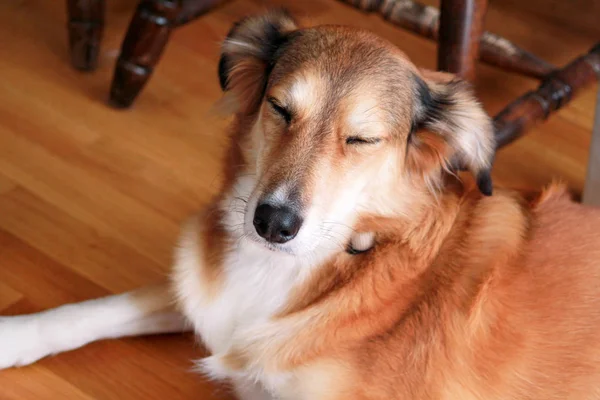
[172, 220, 305, 368]
[205, 246, 300, 354]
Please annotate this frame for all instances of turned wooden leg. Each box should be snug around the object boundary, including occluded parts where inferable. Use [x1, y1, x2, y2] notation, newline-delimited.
[174, 0, 222, 26]
[67, 0, 105, 71]
[494, 43, 600, 149]
[109, 0, 183, 108]
[339, 0, 555, 80]
[437, 0, 488, 81]
[583, 83, 600, 206]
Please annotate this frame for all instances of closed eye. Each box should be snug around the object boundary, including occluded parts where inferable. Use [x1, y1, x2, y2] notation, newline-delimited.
[346, 136, 381, 145]
[267, 97, 292, 124]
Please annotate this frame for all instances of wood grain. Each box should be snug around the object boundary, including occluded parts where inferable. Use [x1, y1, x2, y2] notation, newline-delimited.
[494, 43, 600, 149]
[437, 0, 488, 81]
[67, 0, 105, 71]
[0, 0, 597, 398]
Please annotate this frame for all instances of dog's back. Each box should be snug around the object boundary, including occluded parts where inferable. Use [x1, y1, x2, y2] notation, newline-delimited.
[495, 187, 600, 398]
[323, 185, 600, 400]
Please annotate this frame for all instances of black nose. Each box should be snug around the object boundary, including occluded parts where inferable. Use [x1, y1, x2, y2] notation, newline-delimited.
[253, 203, 303, 244]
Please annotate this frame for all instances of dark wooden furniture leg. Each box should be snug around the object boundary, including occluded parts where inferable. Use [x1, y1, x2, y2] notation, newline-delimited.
[494, 43, 600, 149]
[437, 0, 488, 81]
[67, 0, 105, 71]
[340, 0, 555, 80]
[109, 0, 222, 108]
[109, 0, 182, 108]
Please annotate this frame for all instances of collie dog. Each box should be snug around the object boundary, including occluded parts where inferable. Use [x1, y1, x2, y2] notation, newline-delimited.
[2, 10, 600, 400]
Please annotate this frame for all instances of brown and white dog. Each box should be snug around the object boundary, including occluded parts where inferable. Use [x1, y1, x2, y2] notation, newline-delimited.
[2, 9, 600, 400]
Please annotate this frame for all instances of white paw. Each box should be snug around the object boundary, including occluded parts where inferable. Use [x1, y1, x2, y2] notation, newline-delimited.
[0, 315, 53, 369]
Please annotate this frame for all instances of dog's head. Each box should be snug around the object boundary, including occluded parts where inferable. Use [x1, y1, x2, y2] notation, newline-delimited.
[219, 10, 495, 256]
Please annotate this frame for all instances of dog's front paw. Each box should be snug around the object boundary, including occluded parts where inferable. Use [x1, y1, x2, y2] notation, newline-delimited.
[0, 315, 52, 369]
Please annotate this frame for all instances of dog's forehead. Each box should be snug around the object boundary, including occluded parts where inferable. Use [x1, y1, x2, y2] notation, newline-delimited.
[273, 27, 415, 86]
[268, 27, 417, 133]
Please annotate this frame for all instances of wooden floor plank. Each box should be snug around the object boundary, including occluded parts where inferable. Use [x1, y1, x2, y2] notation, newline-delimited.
[0, 366, 97, 400]
[0, 128, 179, 264]
[0, 187, 165, 293]
[0, 282, 23, 314]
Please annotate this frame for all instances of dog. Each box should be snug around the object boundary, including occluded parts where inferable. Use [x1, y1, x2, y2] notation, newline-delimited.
[2, 9, 600, 400]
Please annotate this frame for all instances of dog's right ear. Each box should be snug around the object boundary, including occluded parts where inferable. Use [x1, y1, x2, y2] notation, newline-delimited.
[218, 10, 298, 114]
[407, 70, 496, 196]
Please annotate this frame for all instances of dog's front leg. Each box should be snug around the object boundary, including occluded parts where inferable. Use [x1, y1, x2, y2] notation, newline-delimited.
[0, 283, 189, 369]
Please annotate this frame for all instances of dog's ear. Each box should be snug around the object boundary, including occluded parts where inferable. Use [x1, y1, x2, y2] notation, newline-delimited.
[218, 9, 298, 114]
[407, 70, 496, 195]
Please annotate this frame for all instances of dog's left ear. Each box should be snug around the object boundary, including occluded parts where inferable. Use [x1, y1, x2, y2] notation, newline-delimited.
[218, 9, 298, 114]
[407, 70, 495, 196]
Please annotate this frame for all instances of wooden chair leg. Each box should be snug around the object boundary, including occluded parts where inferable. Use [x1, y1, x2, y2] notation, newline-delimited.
[583, 82, 600, 206]
[174, 0, 223, 26]
[494, 43, 600, 149]
[109, 0, 183, 108]
[339, 0, 555, 80]
[66, 0, 105, 71]
[437, 0, 488, 81]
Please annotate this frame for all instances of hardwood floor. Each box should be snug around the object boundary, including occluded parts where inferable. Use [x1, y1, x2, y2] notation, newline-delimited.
[0, 0, 597, 398]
